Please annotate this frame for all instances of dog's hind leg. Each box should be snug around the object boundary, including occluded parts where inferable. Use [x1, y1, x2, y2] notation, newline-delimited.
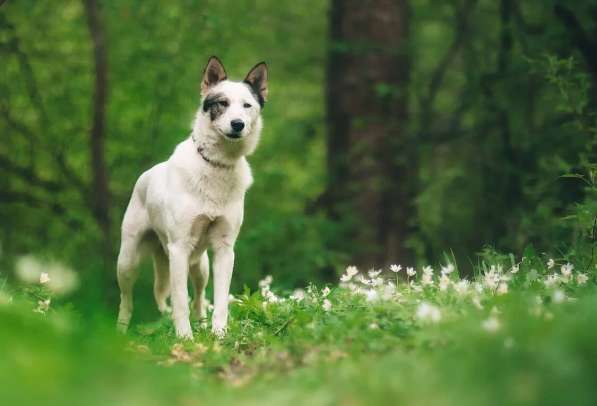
[153, 247, 171, 315]
[116, 234, 142, 332]
[190, 252, 210, 320]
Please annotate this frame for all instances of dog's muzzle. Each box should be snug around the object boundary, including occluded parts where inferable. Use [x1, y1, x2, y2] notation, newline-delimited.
[226, 119, 245, 139]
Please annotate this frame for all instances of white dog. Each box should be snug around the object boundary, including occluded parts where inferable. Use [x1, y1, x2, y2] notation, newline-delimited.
[116, 56, 267, 338]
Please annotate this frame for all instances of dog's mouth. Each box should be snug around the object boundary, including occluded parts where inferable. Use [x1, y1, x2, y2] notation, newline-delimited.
[225, 131, 243, 140]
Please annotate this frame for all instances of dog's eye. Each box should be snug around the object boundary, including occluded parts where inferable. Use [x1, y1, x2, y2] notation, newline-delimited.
[243, 103, 252, 108]
[218, 100, 229, 107]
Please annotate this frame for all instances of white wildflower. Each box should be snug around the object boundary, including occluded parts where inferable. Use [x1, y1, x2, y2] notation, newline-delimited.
[322, 286, 331, 297]
[483, 267, 500, 290]
[560, 263, 573, 278]
[439, 274, 450, 291]
[482, 316, 501, 333]
[544, 274, 560, 288]
[552, 289, 566, 304]
[390, 264, 402, 273]
[16, 256, 78, 295]
[497, 282, 508, 295]
[39, 272, 51, 285]
[421, 266, 434, 286]
[368, 269, 382, 278]
[340, 273, 352, 282]
[265, 290, 279, 303]
[290, 289, 305, 302]
[421, 274, 433, 286]
[406, 267, 416, 277]
[510, 264, 519, 274]
[355, 274, 369, 285]
[345, 266, 359, 277]
[371, 277, 384, 287]
[368, 323, 379, 330]
[547, 258, 555, 269]
[576, 273, 588, 285]
[15, 255, 44, 283]
[258, 275, 273, 289]
[415, 302, 441, 323]
[322, 299, 332, 312]
[340, 266, 359, 282]
[441, 263, 455, 275]
[453, 279, 470, 296]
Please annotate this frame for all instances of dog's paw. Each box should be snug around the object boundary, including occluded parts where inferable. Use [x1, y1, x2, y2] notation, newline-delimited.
[116, 321, 129, 334]
[175, 322, 193, 340]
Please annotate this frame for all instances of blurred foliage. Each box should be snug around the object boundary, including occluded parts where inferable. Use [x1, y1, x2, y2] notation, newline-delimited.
[411, 1, 596, 265]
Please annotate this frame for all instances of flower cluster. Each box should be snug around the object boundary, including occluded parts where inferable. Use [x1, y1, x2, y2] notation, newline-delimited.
[332, 257, 592, 330]
[259, 275, 281, 305]
[245, 256, 591, 335]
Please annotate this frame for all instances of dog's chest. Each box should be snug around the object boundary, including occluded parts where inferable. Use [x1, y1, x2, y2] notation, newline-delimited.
[188, 169, 246, 215]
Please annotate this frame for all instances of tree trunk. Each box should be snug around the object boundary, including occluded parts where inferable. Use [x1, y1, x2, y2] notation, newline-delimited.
[83, 0, 111, 253]
[325, 0, 413, 269]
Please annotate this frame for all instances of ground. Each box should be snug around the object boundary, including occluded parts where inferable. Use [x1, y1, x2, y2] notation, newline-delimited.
[1, 250, 596, 406]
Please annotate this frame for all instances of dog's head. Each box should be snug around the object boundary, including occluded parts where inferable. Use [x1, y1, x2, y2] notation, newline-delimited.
[199, 56, 267, 146]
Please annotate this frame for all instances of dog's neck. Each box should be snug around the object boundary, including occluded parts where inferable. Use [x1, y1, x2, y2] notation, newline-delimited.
[191, 132, 236, 170]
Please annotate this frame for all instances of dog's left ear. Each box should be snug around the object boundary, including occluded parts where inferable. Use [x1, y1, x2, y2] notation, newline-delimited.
[201, 56, 227, 95]
[244, 62, 268, 107]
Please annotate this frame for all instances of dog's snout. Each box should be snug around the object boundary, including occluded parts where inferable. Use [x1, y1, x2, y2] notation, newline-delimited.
[230, 119, 245, 132]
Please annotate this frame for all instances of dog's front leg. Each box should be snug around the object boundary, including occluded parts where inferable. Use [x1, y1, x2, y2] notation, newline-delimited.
[212, 245, 234, 337]
[167, 242, 193, 339]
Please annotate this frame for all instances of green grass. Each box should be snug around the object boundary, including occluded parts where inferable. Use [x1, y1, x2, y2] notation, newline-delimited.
[1, 253, 596, 406]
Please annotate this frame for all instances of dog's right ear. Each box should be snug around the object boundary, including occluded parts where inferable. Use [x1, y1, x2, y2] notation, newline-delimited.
[201, 56, 227, 95]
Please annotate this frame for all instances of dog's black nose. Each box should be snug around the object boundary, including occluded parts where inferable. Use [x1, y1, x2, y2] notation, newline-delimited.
[231, 119, 245, 132]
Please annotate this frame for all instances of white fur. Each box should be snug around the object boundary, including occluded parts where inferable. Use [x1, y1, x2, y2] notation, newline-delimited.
[116, 79, 263, 339]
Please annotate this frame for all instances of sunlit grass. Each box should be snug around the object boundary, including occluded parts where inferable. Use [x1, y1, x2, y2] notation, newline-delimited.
[1, 250, 596, 405]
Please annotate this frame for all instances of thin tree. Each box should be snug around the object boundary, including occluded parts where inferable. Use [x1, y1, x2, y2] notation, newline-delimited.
[83, 0, 111, 257]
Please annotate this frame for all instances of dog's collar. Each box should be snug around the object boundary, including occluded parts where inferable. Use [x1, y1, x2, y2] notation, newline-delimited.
[197, 147, 234, 170]
[191, 133, 234, 170]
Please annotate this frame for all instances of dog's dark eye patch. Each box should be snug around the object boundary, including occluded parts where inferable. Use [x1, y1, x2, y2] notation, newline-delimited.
[243, 82, 265, 108]
[202, 92, 229, 120]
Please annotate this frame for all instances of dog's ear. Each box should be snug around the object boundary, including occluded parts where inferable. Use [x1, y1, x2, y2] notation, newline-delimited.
[244, 62, 268, 107]
[201, 56, 227, 95]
